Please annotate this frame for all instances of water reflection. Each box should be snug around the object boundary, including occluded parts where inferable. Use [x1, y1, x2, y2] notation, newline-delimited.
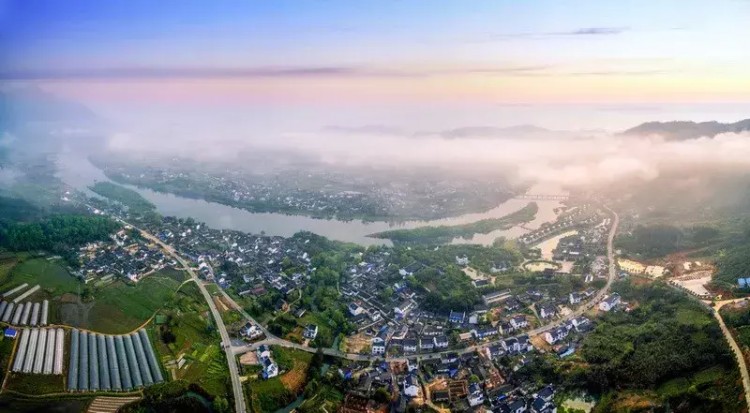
[56, 150, 563, 246]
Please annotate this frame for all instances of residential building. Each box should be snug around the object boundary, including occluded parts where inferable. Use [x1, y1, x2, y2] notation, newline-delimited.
[419, 337, 435, 351]
[433, 335, 449, 349]
[468, 383, 485, 407]
[394, 300, 414, 317]
[371, 336, 386, 355]
[261, 357, 279, 379]
[571, 316, 592, 332]
[449, 310, 465, 324]
[599, 293, 621, 312]
[539, 304, 557, 319]
[348, 303, 365, 317]
[510, 315, 529, 330]
[544, 327, 568, 345]
[403, 375, 420, 397]
[473, 327, 498, 340]
[485, 344, 505, 359]
[303, 324, 318, 340]
[482, 290, 511, 306]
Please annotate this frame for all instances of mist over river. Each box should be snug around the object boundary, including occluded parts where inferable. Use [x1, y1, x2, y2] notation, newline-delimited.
[56, 148, 563, 246]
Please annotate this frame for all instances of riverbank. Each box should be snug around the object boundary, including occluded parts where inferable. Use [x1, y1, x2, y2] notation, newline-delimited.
[368, 202, 538, 245]
[55, 151, 562, 246]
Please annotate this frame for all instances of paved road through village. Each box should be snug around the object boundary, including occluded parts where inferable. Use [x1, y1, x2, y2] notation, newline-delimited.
[122, 206, 620, 412]
[123, 221, 248, 413]
[711, 298, 750, 409]
[231, 206, 620, 363]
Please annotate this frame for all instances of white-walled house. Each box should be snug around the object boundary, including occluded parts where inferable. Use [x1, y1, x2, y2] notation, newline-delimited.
[403, 375, 420, 397]
[599, 293, 621, 312]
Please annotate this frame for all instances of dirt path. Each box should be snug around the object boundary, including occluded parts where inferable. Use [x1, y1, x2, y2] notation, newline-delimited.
[87, 396, 141, 413]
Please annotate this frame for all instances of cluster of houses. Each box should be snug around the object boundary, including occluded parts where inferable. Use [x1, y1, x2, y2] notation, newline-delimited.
[519, 204, 602, 245]
[419, 345, 561, 412]
[335, 321, 584, 413]
[544, 316, 593, 345]
[617, 258, 667, 279]
[351, 278, 606, 358]
[79, 188, 627, 412]
[492, 385, 558, 413]
[147, 216, 316, 301]
[72, 227, 173, 283]
[255, 345, 279, 379]
[105, 162, 512, 221]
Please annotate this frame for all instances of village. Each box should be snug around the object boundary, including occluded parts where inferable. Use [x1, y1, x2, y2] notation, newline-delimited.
[56, 194, 741, 413]
[56, 196, 633, 412]
[72, 226, 175, 284]
[96, 158, 515, 221]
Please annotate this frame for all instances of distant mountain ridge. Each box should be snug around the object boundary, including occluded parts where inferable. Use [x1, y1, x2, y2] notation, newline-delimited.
[622, 118, 750, 140]
[0, 86, 101, 128]
[431, 125, 551, 139]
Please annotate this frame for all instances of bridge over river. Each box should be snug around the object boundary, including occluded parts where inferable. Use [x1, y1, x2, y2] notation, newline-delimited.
[514, 193, 570, 201]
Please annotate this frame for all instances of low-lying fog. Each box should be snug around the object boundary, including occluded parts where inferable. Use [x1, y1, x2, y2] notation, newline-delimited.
[102, 124, 750, 190]
[2, 87, 750, 193]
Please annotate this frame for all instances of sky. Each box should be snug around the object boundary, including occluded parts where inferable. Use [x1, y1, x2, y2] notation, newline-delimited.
[1, 0, 750, 130]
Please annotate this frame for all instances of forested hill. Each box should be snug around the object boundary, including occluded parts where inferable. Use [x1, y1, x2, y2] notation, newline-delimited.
[0, 195, 120, 264]
[622, 118, 750, 140]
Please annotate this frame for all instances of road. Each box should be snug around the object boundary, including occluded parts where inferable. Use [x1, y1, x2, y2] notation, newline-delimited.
[232, 206, 621, 363]
[711, 298, 750, 409]
[123, 205, 618, 413]
[124, 222, 247, 413]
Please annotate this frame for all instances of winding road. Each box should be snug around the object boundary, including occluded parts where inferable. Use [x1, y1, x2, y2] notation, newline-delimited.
[232, 206, 620, 363]
[123, 222, 248, 413]
[711, 298, 750, 409]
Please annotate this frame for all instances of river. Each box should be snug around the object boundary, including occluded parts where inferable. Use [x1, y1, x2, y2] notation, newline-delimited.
[55, 149, 564, 246]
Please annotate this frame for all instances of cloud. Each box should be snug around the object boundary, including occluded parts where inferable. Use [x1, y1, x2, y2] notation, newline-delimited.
[103, 119, 750, 189]
[475, 26, 630, 42]
[0, 66, 420, 81]
[0, 64, 577, 80]
[564, 69, 672, 76]
[323, 125, 406, 135]
[560, 27, 629, 36]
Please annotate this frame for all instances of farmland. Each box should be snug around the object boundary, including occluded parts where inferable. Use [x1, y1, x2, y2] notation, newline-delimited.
[0, 394, 93, 413]
[245, 347, 313, 413]
[85, 269, 186, 334]
[0, 255, 80, 300]
[148, 282, 231, 398]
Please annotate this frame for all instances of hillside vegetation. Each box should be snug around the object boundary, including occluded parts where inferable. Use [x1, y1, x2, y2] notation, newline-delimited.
[616, 224, 721, 259]
[518, 281, 744, 413]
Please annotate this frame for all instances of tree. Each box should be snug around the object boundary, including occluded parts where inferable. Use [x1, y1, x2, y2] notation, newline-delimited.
[373, 387, 391, 403]
[379, 286, 394, 301]
[212, 396, 230, 413]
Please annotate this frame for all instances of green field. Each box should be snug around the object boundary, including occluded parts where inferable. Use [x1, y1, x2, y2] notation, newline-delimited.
[89, 181, 156, 214]
[296, 312, 335, 347]
[87, 269, 186, 333]
[0, 394, 93, 413]
[0, 336, 15, 379]
[4, 373, 66, 395]
[657, 365, 732, 398]
[246, 347, 313, 413]
[0, 256, 80, 300]
[149, 282, 231, 398]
